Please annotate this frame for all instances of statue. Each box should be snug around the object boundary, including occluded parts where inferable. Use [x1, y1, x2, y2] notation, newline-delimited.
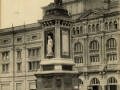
[54, 0, 62, 5]
[47, 35, 53, 56]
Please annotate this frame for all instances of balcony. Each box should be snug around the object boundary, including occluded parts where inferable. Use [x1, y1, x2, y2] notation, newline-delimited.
[1, 59, 10, 64]
[74, 51, 83, 55]
[76, 64, 120, 72]
[28, 56, 41, 61]
[106, 47, 116, 52]
[89, 49, 99, 53]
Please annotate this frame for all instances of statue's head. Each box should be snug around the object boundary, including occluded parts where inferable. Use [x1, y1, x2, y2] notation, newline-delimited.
[48, 35, 51, 39]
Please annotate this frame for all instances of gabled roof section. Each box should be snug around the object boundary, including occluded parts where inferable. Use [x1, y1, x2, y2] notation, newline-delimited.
[76, 9, 104, 22]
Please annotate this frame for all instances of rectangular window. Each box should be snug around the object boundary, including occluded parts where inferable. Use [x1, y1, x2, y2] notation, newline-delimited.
[2, 52, 9, 60]
[17, 51, 21, 59]
[17, 63, 22, 72]
[28, 48, 40, 57]
[2, 64, 9, 73]
[28, 61, 40, 71]
[90, 56, 99, 65]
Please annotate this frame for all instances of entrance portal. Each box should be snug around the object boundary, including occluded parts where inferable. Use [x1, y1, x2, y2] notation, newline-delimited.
[93, 86, 99, 90]
[108, 77, 118, 90]
[110, 85, 117, 90]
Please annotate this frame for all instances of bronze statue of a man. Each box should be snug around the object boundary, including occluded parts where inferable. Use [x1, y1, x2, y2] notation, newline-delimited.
[54, 0, 62, 5]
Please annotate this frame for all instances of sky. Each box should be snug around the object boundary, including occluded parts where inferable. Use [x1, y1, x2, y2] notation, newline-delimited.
[1, 0, 53, 29]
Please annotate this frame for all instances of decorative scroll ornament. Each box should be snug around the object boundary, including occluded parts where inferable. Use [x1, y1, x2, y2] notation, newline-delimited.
[0, 39, 11, 45]
[55, 78, 62, 89]
[26, 33, 42, 41]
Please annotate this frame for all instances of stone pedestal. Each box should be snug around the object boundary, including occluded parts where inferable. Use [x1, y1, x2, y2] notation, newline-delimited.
[35, 73, 79, 90]
[35, 0, 79, 90]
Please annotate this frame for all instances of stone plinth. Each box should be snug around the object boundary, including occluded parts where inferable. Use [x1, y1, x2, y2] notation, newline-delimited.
[35, 73, 79, 90]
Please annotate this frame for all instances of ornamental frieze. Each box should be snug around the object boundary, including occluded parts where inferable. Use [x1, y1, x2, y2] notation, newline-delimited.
[26, 33, 42, 41]
[0, 39, 11, 45]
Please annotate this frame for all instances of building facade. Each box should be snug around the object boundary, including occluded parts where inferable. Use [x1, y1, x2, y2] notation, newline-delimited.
[0, 0, 120, 90]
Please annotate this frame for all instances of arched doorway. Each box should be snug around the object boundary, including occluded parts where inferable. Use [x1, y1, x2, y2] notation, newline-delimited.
[89, 78, 101, 90]
[107, 77, 118, 90]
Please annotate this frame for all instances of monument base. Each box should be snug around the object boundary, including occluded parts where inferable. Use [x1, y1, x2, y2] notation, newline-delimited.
[35, 73, 79, 90]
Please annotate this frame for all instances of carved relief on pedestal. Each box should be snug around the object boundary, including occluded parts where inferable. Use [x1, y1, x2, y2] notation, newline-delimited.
[43, 77, 53, 88]
[64, 78, 72, 88]
[72, 77, 78, 86]
[55, 78, 62, 89]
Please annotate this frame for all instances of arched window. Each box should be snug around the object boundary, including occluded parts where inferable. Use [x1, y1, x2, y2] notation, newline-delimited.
[106, 38, 116, 48]
[113, 21, 117, 30]
[96, 24, 100, 31]
[90, 78, 100, 85]
[74, 42, 83, 52]
[80, 26, 83, 34]
[108, 77, 117, 84]
[109, 21, 113, 30]
[90, 40, 99, 50]
[73, 27, 75, 35]
[88, 25, 91, 33]
[105, 22, 108, 30]
[92, 24, 95, 32]
[76, 27, 79, 34]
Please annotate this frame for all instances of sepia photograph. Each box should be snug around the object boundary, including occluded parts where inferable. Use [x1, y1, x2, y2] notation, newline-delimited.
[0, 0, 120, 90]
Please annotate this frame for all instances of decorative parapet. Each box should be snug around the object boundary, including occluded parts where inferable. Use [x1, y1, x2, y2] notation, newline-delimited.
[0, 23, 42, 35]
[77, 64, 120, 72]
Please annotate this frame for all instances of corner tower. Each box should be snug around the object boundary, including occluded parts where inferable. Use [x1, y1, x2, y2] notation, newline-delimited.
[35, 0, 79, 90]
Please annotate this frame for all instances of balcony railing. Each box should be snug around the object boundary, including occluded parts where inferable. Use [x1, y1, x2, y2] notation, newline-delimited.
[74, 51, 83, 55]
[89, 49, 99, 53]
[106, 48, 116, 52]
[76, 64, 120, 72]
